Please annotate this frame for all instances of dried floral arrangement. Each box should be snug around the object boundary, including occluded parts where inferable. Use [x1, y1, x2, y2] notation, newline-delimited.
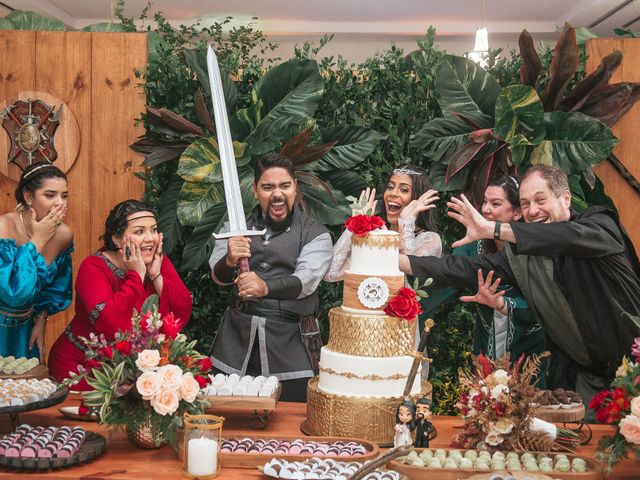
[453, 353, 579, 452]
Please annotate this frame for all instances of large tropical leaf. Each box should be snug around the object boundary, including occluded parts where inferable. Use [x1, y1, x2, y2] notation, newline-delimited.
[180, 203, 227, 271]
[0, 11, 65, 30]
[176, 180, 225, 227]
[322, 170, 369, 199]
[313, 127, 387, 172]
[494, 85, 545, 146]
[579, 83, 640, 127]
[518, 30, 542, 87]
[177, 137, 248, 184]
[528, 112, 618, 174]
[410, 116, 473, 164]
[435, 55, 502, 127]
[81, 22, 135, 32]
[157, 176, 184, 256]
[245, 59, 324, 155]
[568, 174, 588, 213]
[298, 182, 348, 225]
[183, 48, 238, 115]
[542, 24, 579, 111]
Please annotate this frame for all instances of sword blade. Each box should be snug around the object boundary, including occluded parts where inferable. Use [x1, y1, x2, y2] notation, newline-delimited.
[206, 45, 247, 232]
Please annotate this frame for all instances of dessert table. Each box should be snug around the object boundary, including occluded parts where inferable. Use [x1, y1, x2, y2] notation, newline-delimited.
[1, 394, 638, 479]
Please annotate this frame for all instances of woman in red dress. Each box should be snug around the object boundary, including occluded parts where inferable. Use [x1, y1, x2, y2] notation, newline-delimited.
[49, 200, 192, 389]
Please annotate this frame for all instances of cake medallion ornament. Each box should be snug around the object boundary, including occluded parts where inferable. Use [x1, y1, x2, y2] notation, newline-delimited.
[358, 277, 389, 309]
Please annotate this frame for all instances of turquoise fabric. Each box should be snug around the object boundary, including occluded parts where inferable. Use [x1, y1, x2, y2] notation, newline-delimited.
[0, 238, 73, 358]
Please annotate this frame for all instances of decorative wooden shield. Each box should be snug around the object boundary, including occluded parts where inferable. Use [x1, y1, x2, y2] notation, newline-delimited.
[0, 91, 80, 183]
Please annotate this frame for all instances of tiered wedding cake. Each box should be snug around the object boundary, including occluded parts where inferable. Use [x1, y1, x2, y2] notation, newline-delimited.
[305, 229, 430, 444]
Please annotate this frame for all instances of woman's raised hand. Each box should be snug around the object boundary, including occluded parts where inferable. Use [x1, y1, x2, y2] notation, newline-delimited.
[30, 204, 66, 248]
[352, 187, 377, 216]
[399, 189, 439, 221]
[460, 269, 506, 311]
[121, 234, 146, 282]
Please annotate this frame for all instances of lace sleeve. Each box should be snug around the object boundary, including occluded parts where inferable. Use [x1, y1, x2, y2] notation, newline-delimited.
[324, 229, 353, 282]
[398, 217, 443, 258]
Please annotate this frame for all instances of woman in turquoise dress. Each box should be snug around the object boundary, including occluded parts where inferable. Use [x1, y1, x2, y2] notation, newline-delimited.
[0, 162, 73, 363]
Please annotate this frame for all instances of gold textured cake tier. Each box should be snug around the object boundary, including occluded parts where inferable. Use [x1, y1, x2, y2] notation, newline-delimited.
[342, 272, 404, 312]
[305, 377, 432, 445]
[326, 307, 416, 357]
[351, 233, 400, 249]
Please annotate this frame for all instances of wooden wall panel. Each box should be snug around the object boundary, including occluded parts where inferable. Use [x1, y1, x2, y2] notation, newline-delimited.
[0, 31, 35, 213]
[34, 31, 92, 352]
[587, 39, 640, 252]
[0, 31, 146, 350]
[90, 32, 146, 250]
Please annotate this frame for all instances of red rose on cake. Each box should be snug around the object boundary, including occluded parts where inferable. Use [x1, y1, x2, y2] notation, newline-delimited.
[345, 214, 384, 237]
[384, 287, 423, 321]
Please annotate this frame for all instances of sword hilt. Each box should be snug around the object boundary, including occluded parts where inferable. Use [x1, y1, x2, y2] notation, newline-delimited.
[239, 257, 250, 274]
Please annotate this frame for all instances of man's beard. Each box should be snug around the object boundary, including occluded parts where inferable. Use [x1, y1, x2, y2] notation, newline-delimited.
[264, 202, 293, 233]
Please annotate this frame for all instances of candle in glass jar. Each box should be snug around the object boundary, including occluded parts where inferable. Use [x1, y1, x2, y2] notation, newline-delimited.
[187, 437, 217, 476]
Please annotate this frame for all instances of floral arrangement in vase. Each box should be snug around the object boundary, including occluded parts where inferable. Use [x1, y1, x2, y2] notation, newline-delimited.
[453, 353, 579, 452]
[590, 314, 640, 473]
[66, 296, 212, 447]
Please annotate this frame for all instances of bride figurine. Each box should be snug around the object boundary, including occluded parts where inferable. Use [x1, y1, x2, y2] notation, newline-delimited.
[394, 399, 416, 447]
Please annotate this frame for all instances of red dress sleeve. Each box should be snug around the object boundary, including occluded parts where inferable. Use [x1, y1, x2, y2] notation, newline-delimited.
[158, 256, 192, 330]
[75, 257, 148, 338]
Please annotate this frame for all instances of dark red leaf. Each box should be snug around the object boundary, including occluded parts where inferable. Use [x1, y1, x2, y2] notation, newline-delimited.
[579, 83, 633, 126]
[602, 83, 640, 126]
[542, 24, 579, 111]
[296, 170, 338, 204]
[471, 128, 495, 144]
[451, 111, 483, 131]
[280, 127, 314, 158]
[290, 141, 337, 167]
[195, 89, 215, 133]
[518, 29, 542, 87]
[158, 108, 205, 136]
[558, 50, 623, 111]
[445, 141, 486, 185]
[140, 145, 189, 167]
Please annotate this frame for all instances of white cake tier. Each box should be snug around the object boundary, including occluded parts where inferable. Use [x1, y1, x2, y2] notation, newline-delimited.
[348, 230, 400, 276]
[318, 347, 421, 398]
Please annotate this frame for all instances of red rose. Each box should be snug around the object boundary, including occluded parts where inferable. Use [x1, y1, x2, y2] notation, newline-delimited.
[98, 345, 113, 360]
[397, 287, 418, 300]
[78, 404, 90, 416]
[345, 215, 373, 237]
[196, 357, 213, 373]
[194, 375, 211, 389]
[84, 358, 100, 370]
[161, 312, 181, 339]
[369, 215, 384, 230]
[383, 291, 422, 321]
[114, 340, 132, 356]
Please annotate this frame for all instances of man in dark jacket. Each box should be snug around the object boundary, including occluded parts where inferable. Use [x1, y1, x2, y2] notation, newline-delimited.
[401, 165, 640, 419]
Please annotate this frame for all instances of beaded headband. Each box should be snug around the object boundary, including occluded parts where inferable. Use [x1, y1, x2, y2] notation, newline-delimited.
[508, 176, 519, 188]
[392, 166, 422, 176]
[22, 163, 55, 181]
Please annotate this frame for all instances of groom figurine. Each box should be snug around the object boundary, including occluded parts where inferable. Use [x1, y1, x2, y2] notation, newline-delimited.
[413, 397, 434, 448]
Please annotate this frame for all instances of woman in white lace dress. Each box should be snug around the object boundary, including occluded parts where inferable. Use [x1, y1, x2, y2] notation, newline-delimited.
[325, 165, 443, 283]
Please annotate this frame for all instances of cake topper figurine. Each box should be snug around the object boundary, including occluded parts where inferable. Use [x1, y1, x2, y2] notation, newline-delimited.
[394, 399, 416, 447]
[414, 396, 434, 448]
